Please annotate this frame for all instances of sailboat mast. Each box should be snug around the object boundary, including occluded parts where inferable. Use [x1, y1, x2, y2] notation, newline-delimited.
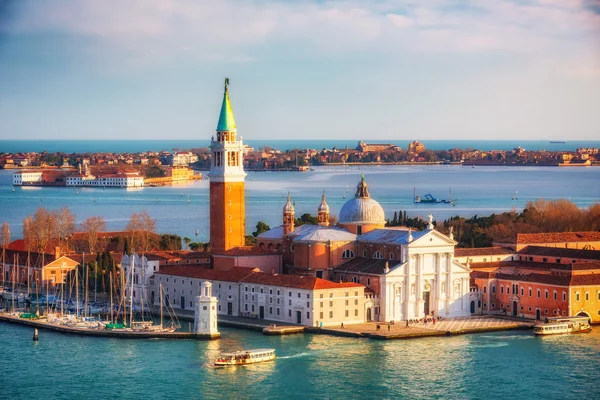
[129, 256, 134, 327]
[11, 254, 15, 312]
[85, 263, 89, 318]
[160, 283, 163, 329]
[75, 266, 79, 317]
[110, 272, 113, 325]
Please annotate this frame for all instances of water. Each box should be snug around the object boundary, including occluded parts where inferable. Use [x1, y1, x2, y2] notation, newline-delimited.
[1, 165, 599, 242]
[1, 139, 599, 153]
[0, 322, 598, 399]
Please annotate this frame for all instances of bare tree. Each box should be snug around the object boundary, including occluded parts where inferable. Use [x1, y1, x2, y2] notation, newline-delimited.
[22, 216, 35, 252]
[56, 206, 76, 253]
[80, 216, 106, 254]
[139, 210, 157, 252]
[31, 207, 56, 254]
[125, 212, 143, 253]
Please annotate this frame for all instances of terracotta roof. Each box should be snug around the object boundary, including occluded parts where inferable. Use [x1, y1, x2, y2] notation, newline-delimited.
[469, 261, 572, 272]
[570, 275, 600, 285]
[471, 271, 491, 279]
[518, 246, 600, 260]
[2, 249, 57, 267]
[517, 232, 600, 244]
[455, 247, 514, 257]
[494, 272, 572, 286]
[156, 266, 363, 291]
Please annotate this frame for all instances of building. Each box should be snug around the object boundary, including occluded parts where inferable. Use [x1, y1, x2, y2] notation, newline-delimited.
[356, 141, 400, 153]
[515, 232, 600, 251]
[12, 171, 43, 186]
[408, 141, 425, 154]
[454, 247, 516, 264]
[256, 176, 471, 322]
[208, 78, 246, 253]
[66, 171, 144, 187]
[152, 266, 365, 327]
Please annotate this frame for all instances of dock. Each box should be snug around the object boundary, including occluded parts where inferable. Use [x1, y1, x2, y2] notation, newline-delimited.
[0, 313, 219, 340]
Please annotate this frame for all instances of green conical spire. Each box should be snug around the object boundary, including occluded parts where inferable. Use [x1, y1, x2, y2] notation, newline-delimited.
[216, 78, 237, 132]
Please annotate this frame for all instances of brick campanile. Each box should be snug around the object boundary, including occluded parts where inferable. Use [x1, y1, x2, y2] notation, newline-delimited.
[208, 78, 246, 253]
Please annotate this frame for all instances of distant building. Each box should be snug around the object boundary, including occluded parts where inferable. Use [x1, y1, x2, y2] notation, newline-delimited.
[356, 141, 400, 153]
[12, 171, 43, 186]
[66, 171, 144, 187]
[408, 141, 425, 154]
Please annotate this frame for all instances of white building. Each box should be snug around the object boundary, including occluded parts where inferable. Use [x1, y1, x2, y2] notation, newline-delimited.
[122, 253, 161, 306]
[66, 172, 144, 187]
[333, 220, 472, 322]
[151, 266, 365, 327]
[12, 171, 43, 185]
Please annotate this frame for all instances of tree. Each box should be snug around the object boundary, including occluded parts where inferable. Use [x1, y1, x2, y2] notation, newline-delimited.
[56, 206, 76, 253]
[0, 222, 10, 250]
[125, 212, 143, 253]
[80, 216, 106, 254]
[139, 211, 157, 252]
[183, 237, 191, 249]
[31, 207, 56, 254]
[252, 221, 270, 237]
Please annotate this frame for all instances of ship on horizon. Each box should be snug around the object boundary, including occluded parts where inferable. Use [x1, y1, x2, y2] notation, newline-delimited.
[549, 140, 567, 143]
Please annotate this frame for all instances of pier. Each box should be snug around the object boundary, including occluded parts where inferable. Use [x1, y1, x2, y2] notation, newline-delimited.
[0, 313, 219, 340]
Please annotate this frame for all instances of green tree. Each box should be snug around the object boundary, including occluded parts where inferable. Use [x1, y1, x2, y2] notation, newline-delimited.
[252, 221, 270, 237]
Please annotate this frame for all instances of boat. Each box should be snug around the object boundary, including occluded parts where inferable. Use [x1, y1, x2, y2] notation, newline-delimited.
[550, 141, 566, 144]
[533, 316, 591, 336]
[214, 349, 276, 366]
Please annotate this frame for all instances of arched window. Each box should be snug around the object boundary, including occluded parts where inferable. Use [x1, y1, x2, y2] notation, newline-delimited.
[585, 292, 589, 301]
[373, 251, 383, 259]
[483, 286, 487, 294]
[544, 289, 548, 299]
[342, 250, 355, 259]
[553, 290, 557, 300]
[363, 249, 367, 257]
[537, 289, 541, 298]
[576, 292, 580, 302]
[492, 286, 496, 294]
[563, 291, 567, 301]
[389, 252, 394, 260]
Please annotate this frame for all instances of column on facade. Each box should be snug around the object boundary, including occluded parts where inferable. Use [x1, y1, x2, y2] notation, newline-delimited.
[404, 258, 411, 319]
[436, 253, 443, 316]
[416, 254, 423, 318]
[445, 252, 452, 315]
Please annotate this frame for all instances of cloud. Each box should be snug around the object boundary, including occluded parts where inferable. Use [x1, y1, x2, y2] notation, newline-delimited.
[2, 0, 599, 68]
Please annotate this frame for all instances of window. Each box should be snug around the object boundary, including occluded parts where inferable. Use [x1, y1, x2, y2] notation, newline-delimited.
[307, 302, 310, 307]
[355, 309, 358, 316]
[329, 311, 333, 318]
[289, 292, 292, 297]
[529, 288, 532, 297]
[492, 286, 496, 294]
[354, 299, 358, 305]
[320, 294, 324, 298]
[556, 258, 561, 263]
[520, 288, 524, 296]
[345, 300, 349, 306]
[537, 289, 541, 298]
[320, 302, 323, 308]
[277, 308, 280, 315]
[545, 290, 548, 299]
[563, 292, 566, 301]
[307, 294, 310, 299]
[585, 292, 589, 301]
[307, 312, 310, 319]
[245, 304, 248, 311]
[298, 293, 301, 298]
[553, 291, 557, 300]
[277, 290, 280, 295]
[389, 253, 394, 260]
[373, 251, 383, 259]
[329, 301, 333, 307]
[269, 307, 272, 314]
[342, 249, 355, 258]
[320, 312, 323, 319]
[345, 310, 349, 317]
[501, 286, 504, 294]
[367, 279, 371, 286]
[576, 292, 580, 302]
[288, 310, 291, 317]
[363, 249, 367, 257]
[542, 257, 548, 263]
[289, 300, 292, 306]
[483, 287, 487, 294]
[270, 289, 273, 295]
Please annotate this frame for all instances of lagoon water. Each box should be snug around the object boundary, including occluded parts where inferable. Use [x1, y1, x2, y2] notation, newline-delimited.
[1, 165, 599, 242]
[0, 322, 599, 400]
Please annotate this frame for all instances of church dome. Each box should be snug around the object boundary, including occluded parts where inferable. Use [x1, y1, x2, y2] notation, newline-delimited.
[339, 197, 385, 224]
[338, 175, 385, 225]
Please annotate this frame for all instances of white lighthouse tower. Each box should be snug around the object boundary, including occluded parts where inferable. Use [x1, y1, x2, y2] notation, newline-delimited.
[194, 281, 220, 338]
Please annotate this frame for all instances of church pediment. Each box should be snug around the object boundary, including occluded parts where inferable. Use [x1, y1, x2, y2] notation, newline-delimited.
[44, 256, 79, 269]
[409, 230, 457, 248]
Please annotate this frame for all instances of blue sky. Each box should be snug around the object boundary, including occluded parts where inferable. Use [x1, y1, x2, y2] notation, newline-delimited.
[0, 0, 599, 141]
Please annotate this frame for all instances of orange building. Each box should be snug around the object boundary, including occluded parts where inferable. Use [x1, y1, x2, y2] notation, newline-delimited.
[515, 232, 600, 251]
[471, 259, 600, 323]
[208, 79, 247, 254]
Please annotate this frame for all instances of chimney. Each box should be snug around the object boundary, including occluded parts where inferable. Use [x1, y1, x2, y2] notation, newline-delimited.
[55, 246, 61, 259]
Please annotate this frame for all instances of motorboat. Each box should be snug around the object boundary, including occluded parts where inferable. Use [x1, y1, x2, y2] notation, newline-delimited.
[533, 316, 591, 336]
[214, 349, 276, 366]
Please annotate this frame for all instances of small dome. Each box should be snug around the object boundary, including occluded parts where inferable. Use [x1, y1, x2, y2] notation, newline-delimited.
[318, 192, 329, 212]
[283, 192, 294, 213]
[339, 197, 385, 224]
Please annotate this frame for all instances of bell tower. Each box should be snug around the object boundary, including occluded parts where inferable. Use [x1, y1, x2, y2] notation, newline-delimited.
[317, 191, 330, 226]
[282, 192, 295, 235]
[208, 78, 246, 253]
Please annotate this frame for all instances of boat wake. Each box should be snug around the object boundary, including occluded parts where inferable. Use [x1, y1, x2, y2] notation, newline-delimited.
[478, 335, 533, 341]
[470, 342, 510, 348]
[278, 352, 310, 359]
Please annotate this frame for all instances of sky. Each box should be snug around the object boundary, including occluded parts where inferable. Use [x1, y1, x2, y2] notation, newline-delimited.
[0, 0, 599, 141]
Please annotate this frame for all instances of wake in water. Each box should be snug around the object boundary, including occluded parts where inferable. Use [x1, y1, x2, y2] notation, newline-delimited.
[478, 334, 534, 341]
[278, 352, 311, 359]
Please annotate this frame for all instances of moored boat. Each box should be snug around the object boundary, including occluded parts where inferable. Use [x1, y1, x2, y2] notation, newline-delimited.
[533, 316, 591, 336]
[214, 349, 276, 366]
